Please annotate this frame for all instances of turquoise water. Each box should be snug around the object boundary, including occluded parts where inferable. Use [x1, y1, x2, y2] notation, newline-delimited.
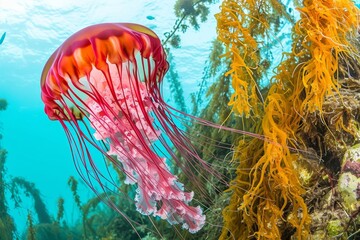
[0, 0, 218, 234]
[2, 1, 360, 239]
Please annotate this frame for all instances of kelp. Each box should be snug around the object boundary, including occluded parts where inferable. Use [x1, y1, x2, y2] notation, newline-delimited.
[0, 150, 15, 240]
[0, 99, 7, 111]
[294, 0, 359, 114]
[10, 177, 52, 225]
[68, 176, 82, 211]
[158, 38, 246, 240]
[67, 176, 156, 239]
[0, 100, 16, 240]
[164, 0, 217, 47]
[216, 0, 293, 117]
[56, 198, 64, 224]
[15, 178, 80, 240]
[165, 51, 187, 113]
[217, 0, 360, 239]
[26, 211, 36, 240]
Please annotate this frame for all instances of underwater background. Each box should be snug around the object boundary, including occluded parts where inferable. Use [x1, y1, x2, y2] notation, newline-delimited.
[0, 0, 220, 236]
[1, 0, 360, 239]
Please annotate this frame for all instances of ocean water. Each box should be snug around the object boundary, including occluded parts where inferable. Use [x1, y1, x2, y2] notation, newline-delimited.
[0, 0, 219, 235]
[3, 1, 360, 238]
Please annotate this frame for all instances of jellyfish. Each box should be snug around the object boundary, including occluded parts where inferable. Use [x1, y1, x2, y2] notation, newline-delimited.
[40, 23, 206, 233]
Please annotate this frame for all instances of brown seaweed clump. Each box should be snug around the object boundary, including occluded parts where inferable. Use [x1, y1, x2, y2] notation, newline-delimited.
[216, 0, 360, 239]
[300, 75, 360, 239]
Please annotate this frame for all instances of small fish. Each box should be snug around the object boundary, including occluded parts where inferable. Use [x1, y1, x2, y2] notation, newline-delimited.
[0, 32, 6, 45]
[146, 15, 155, 20]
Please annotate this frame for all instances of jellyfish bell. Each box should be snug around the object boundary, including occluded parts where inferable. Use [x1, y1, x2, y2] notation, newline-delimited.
[41, 23, 167, 120]
[40, 23, 206, 233]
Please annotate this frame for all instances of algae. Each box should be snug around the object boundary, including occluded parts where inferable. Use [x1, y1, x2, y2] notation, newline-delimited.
[0, 99, 16, 240]
[2, 0, 360, 239]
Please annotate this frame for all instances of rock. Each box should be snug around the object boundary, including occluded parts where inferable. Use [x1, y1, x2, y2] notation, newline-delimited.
[337, 144, 360, 213]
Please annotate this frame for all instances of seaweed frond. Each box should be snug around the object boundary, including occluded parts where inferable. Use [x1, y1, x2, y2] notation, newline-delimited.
[217, 0, 360, 239]
[27, 210, 36, 240]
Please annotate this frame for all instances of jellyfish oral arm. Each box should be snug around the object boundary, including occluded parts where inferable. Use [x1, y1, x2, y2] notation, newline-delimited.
[85, 66, 205, 232]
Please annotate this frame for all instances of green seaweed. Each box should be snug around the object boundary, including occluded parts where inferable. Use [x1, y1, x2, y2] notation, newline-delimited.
[165, 51, 187, 113]
[10, 177, 51, 224]
[0, 99, 7, 111]
[26, 211, 36, 240]
[56, 198, 64, 224]
[0, 149, 15, 240]
[0, 99, 16, 240]
[163, 0, 217, 47]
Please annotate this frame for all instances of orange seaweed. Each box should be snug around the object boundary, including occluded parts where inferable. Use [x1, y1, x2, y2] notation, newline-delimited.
[217, 0, 360, 239]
